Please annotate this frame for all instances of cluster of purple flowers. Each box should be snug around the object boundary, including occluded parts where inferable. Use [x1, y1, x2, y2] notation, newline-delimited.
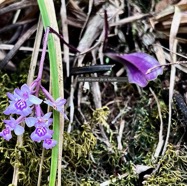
[0, 27, 69, 150]
[0, 83, 67, 149]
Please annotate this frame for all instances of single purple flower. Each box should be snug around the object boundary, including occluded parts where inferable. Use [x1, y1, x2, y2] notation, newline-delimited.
[31, 126, 53, 142]
[3, 116, 24, 135]
[0, 126, 12, 141]
[43, 138, 57, 149]
[105, 52, 163, 87]
[4, 99, 33, 116]
[25, 112, 53, 128]
[4, 84, 42, 116]
[44, 97, 66, 112]
[44, 98, 68, 119]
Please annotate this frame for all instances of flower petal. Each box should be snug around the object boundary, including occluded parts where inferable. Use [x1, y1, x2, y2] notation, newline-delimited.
[14, 88, 22, 97]
[29, 95, 42, 104]
[106, 52, 163, 87]
[44, 99, 53, 107]
[42, 112, 52, 120]
[43, 138, 57, 149]
[3, 116, 17, 129]
[125, 62, 148, 87]
[31, 131, 41, 142]
[25, 117, 37, 127]
[7, 92, 17, 101]
[56, 98, 66, 106]
[21, 84, 30, 93]
[19, 106, 32, 117]
[3, 104, 17, 115]
[14, 125, 24, 135]
[121, 53, 163, 80]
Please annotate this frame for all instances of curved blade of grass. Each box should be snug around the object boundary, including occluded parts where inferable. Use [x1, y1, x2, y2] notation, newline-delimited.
[37, 0, 64, 185]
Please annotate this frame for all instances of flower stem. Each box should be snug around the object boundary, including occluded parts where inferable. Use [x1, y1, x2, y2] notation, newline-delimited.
[40, 85, 55, 102]
[37, 27, 49, 81]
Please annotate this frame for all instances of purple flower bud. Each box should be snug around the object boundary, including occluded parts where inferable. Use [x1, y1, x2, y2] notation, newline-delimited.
[43, 138, 57, 149]
[4, 84, 42, 116]
[31, 126, 53, 142]
[106, 52, 163, 87]
[0, 126, 12, 141]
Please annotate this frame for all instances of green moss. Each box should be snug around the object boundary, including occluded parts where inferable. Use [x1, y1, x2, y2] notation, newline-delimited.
[127, 92, 159, 163]
[63, 124, 97, 165]
[144, 145, 187, 186]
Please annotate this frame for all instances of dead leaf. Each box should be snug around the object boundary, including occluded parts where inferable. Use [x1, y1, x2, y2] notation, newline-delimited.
[155, 0, 180, 12]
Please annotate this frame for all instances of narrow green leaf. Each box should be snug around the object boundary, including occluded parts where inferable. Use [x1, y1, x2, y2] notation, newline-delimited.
[37, 0, 62, 185]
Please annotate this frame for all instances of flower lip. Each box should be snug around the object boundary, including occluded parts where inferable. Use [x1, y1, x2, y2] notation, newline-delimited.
[45, 138, 52, 145]
[3, 128, 10, 135]
[0, 126, 12, 141]
[15, 99, 27, 110]
[36, 127, 47, 137]
[43, 138, 57, 149]
[31, 126, 53, 142]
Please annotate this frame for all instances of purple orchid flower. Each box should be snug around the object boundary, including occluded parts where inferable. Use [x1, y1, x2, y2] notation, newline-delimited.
[4, 84, 42, 116]
[106, 52, 163, 87]
[44, 98, 68, 119]
[31, 126, 53, 143]
[43, 138, 57, 149]
[3, 116, 24, 135]
[0, 126, 12, 141]
[25, 112, 53, 128]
